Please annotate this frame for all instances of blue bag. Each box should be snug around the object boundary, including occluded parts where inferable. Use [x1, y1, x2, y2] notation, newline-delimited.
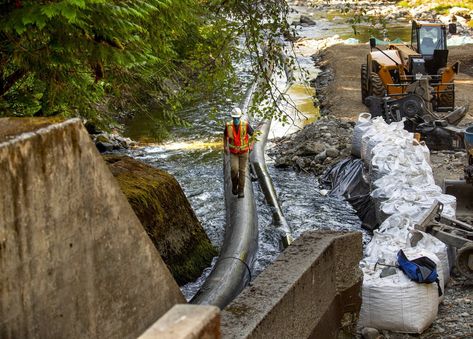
[397, 249, 443, 296]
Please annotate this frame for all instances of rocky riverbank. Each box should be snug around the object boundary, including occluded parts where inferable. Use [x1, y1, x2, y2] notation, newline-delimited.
[303, 0, 473, 36]
[269, 115, 354, 175]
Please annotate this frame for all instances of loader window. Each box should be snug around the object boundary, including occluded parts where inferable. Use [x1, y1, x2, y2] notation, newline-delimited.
[419, 26, 446, 56]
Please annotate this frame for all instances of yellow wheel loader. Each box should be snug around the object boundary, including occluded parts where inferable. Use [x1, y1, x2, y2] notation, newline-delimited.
[362, 20, 469, 150]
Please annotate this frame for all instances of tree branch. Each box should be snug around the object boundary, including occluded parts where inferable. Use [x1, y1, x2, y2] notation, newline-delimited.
[0, 68, 27, 97]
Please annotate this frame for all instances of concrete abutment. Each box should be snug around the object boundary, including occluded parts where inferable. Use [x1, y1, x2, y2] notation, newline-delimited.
[144, 231, 362, 338]
[0, 118, 185, 338]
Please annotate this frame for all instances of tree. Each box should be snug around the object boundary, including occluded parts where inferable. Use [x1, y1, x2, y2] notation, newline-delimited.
[0, 0, 295, 131]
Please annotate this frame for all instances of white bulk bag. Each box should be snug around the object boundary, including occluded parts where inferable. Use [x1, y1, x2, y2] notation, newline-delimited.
[352, 113, 372, 158]
[359, 249, 443, 333]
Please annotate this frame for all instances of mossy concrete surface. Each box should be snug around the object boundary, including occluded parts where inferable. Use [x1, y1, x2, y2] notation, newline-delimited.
[104, 155, 217, 285]
[0, 118, 185, 339]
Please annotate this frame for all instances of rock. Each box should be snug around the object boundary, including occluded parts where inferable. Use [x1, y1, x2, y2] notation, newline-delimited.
[326, 147, 340, 158]
[314, 150, 327, 164]
[275, 156, 291, 168]
[312, 163, 325, 175]
[295, 156, 310, 170]
[96, 141, 114, 153]
[300, 15, 316, 25]
[93, 133, 136, 152]
[104, 155, 217, 285]
[84, 121, 102, 135]
[361, 327, 380, 339]
[297, 141, 325, 156]
[95, 134, 111, 144]
[455, 151, 466, 158]
[268, 115, 353, 175]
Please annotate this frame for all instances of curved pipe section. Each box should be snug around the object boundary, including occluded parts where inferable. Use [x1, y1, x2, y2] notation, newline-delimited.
[250, 120, 293, 248]
[191, 84, 259, 309]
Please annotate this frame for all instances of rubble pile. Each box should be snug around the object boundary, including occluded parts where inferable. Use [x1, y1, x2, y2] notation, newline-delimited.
[269, 115, 354, 175]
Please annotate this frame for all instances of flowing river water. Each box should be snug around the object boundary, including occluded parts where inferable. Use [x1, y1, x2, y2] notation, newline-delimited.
[123, 4, 413, 300]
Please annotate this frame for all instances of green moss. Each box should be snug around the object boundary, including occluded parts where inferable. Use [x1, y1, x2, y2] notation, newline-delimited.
[169, 239, 217, 285]
[104, 154, 217, 285]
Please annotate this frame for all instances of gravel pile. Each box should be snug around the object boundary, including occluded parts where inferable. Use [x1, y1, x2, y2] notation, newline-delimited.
[269, 115, 354, 175]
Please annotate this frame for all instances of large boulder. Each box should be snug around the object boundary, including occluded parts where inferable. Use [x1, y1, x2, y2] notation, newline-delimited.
[104, 155, 217, 285]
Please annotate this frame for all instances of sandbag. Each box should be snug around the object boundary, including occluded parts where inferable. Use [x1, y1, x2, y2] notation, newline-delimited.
[351, 113, 372, 158]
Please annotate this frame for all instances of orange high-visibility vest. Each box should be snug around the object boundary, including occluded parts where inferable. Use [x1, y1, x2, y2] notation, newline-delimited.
[226, 121, 250, 154]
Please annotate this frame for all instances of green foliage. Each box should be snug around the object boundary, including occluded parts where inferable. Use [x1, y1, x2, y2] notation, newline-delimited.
[0, 0, 297, 132]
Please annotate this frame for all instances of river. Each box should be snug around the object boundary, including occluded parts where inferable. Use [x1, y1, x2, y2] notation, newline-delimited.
[124, 4, 412, 300]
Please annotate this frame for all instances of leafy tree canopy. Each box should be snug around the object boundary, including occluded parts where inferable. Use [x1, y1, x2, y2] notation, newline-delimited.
[0, 0, 294, 131]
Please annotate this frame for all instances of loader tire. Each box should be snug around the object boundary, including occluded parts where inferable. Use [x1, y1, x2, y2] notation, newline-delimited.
[361, 64, 369, 104]
[370, 72, 386, 97]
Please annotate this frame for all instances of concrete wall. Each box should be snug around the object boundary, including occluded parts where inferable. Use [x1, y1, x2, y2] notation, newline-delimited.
[139, 305, 220, 339]
[221, 231, 363, 339]
[0, 118, 185, 339]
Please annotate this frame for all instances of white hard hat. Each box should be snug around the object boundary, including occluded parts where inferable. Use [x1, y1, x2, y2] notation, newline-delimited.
[231, 107, 242, 118]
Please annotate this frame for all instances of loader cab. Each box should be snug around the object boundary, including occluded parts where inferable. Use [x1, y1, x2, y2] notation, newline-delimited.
[411, 21, 447, 57]
[411, 21, 448, 74]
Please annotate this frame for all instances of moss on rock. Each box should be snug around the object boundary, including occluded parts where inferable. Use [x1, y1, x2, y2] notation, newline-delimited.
[104, 154, 217, 285]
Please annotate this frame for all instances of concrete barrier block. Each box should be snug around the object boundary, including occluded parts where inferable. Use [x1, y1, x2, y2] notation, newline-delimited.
[221, 231, 363, 339]
[0, 118, 185, 338]
[139, 304, 220, 339]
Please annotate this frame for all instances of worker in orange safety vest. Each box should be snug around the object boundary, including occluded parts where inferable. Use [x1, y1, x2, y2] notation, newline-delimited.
[223, 107, 254, 198]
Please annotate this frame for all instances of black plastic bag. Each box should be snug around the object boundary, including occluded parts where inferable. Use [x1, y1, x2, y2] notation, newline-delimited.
[321, 157, 378, 231]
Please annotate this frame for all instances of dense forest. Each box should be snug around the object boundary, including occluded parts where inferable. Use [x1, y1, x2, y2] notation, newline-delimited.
[0, 0, 293, 130]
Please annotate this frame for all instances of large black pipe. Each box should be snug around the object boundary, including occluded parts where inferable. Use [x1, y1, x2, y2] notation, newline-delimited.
[191, 155, 258, 308]
[191, 83, 259, 309]
[191, 47, 293, 307]
[250, 120, 293, 248]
